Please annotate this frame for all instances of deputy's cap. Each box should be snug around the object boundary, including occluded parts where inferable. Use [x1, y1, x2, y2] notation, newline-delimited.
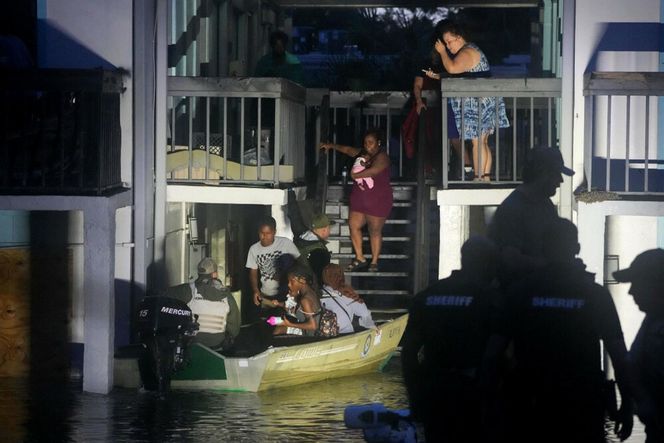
[197, 257, 218, 275]
[527, 147, 574, 176]
[311, 213, 335, 230]
[613, 249, 664, 283]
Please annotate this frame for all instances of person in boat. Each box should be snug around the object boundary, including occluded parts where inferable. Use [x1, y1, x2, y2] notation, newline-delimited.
[613, 249, 664, 443]
[401, 235, 501, 443]
[166, 257, 240, 351]
[483, 218, 633, 443]
[286, 190, 334, 291]
[272, 264, 323, 337]
[320, 263, 375, 334]
[246, 216, 300, 312]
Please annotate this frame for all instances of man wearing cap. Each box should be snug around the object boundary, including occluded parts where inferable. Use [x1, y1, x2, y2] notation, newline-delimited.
[488, 147, 575, 281]
[294, 213, 334, 288]
[166, 257, 241, 352]
[484, 218, 633, 442]
[614, 249, 664, 442]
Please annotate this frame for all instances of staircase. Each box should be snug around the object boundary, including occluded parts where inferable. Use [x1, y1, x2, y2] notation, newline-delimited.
[324, 181, 422, 321]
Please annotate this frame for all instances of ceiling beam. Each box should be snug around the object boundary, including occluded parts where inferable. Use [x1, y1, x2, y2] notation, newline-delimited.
[274, 0, 538, 8]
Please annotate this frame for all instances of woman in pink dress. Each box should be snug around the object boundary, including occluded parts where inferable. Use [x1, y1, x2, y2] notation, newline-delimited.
[320, 129, 393, 272]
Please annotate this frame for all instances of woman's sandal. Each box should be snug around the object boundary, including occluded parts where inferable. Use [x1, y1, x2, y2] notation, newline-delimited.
[368, 263, 379, 272]
[346, 259, 369, 272]
[481, 173, 491, 182]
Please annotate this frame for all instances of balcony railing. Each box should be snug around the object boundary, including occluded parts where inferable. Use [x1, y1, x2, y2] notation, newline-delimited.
[0, 69, 124, 195]
[584, 72, 664, 194]
[166, 77, 306, 186]
[166, 78, 563, 190]
[316, 90, 430, 179]
[440, 78, 562, 188]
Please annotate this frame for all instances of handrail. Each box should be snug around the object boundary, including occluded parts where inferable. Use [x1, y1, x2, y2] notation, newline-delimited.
[413, 108, 430, 294]
[583, 71, 664, 194]
[0, 68, 125, 195]
[314, 94, 331, 214]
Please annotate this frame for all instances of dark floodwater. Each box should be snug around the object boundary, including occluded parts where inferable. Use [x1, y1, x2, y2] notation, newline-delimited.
[0, 357, 646, 443]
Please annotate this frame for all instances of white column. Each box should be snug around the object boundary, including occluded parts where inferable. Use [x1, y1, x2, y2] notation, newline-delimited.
[438, 205, 469, 279]
[576, 201, 607, 282]
[83, 203, 116, 394]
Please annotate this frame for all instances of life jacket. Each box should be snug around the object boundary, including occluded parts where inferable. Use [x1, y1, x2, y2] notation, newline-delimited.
[188, 280, 230, 334]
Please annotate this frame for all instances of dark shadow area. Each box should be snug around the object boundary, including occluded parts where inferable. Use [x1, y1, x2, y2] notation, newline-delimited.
[36, 20, 116, 69]
[589, 157, 664, 193]
[26, 211, 73, 442]
[586, 22, 664, 72]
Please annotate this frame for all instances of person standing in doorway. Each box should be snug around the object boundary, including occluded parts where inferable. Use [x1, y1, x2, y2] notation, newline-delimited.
[254, 30, 304, 85]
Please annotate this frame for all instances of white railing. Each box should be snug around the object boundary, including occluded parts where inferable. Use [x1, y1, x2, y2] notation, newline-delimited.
[316, 90, 438, 179]
[166, 77, 306, 186]
[584, 72, 664, 194]
[440, 78, 562, 188]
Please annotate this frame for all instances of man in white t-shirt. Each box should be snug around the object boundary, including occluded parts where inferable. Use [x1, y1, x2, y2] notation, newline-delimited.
[246, 216, 300, 310]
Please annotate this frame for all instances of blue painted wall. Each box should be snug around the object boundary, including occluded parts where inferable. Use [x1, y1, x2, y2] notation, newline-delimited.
[0, 211, 30, 247]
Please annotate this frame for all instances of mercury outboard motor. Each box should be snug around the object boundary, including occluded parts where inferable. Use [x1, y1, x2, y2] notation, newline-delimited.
[135, 296, 199, 392]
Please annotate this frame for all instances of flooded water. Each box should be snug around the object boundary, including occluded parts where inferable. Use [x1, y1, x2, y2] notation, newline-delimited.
[0, 356, 646, 442]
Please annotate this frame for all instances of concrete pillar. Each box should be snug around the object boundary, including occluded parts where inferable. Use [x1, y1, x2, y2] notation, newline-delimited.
[439, 205, 469, 279]
[576, 202, 607, 282]
[83, 203, 116, 394]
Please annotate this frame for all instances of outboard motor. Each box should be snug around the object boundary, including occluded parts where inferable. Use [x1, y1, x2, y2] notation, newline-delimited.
[135, 296, 199, 392]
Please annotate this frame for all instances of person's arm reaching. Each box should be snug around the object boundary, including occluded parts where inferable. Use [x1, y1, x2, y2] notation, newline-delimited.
[604, 337, 634, 441]
[413, 76, 427, 115]
[249, 268, 262, 306]
[319, 142, 362, 158]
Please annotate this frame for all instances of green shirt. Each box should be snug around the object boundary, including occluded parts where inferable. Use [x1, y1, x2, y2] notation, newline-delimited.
[254, 51, 304, 85]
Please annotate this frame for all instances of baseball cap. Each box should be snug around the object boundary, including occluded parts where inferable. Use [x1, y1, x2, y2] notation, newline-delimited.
[197, 257, 218, 275]
[527, 147, 575, 176]
[613, 249, 664, 283]
[311, 213, 335, 230]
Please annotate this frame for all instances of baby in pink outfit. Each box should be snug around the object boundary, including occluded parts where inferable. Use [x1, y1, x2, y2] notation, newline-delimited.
[352, 155, 374, 190]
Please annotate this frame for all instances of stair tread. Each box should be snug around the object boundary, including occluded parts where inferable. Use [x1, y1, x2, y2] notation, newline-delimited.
[329, 236, 412, 241]
[345, 271, 409, 277]
[355, 289, 411, 295]
[370, 308, 409, 315]
[331, 218, 412, 224]
[332, 253, 409, 259]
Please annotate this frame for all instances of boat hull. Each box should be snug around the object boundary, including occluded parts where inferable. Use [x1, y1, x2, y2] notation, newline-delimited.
[171, 314, 408, 392]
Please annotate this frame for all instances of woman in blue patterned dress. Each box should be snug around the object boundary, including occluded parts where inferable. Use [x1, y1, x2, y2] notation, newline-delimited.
[432, 22, 510, 182]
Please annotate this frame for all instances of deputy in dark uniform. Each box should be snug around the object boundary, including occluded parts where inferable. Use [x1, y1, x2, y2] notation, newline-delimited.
[166, 257, 240, 352]
[614, 249, 664, 443]
[484, 218, 633, 443]
[487, 147, 574, 282]
[402, 236, 500, 443]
